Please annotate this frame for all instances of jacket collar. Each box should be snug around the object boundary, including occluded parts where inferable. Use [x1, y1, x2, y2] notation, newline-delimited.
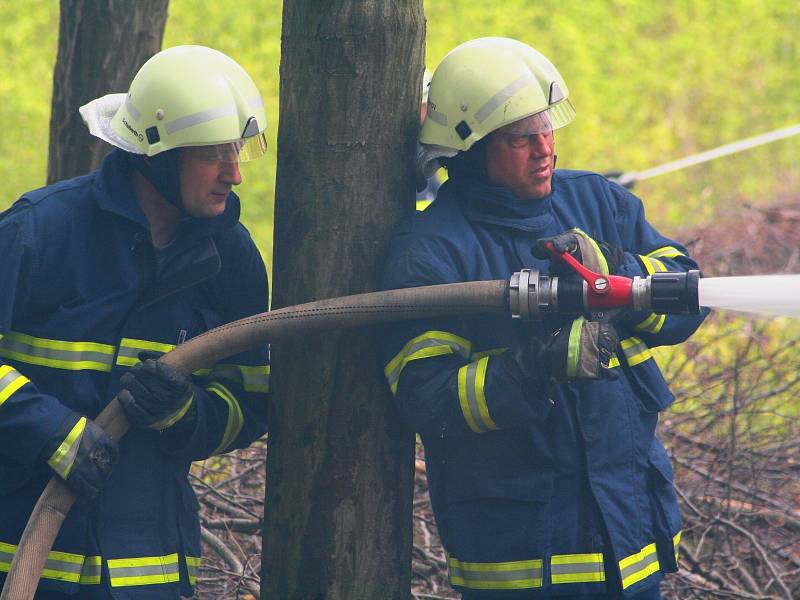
[447, 174, 555, 235]
[91, 149, 241, 244]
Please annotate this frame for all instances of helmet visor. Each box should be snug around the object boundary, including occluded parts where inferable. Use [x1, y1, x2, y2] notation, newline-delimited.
[189, 131, 269, 164]
[498, 99, 576, 136]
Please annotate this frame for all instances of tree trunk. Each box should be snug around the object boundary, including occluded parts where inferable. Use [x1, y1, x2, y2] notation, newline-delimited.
[47, 0, 169, 183]
[263, 2, 425, 598]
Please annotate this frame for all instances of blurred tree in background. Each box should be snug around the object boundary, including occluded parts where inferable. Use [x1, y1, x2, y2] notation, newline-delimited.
[47, 0, 168, 183]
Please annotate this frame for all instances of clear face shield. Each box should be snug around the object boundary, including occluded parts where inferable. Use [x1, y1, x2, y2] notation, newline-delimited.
[187, 131, 269, 164]
[495, 99, 576, 143]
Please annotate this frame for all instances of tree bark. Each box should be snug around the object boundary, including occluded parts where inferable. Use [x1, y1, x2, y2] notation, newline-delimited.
[47, 0, 169, 183]
[263, 2, 425, 598]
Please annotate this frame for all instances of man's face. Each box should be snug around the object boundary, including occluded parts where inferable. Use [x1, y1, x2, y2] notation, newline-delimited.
[179, 146, 243, 218]
[485, 130, 555, 200]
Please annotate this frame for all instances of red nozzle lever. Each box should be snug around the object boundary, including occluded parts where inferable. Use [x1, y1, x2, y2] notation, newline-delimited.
[544, 242, 610, 294]
[544, 242, 634, 310]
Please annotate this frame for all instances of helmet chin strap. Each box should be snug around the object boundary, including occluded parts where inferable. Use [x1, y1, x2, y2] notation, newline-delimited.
[130, 150, 185, 214]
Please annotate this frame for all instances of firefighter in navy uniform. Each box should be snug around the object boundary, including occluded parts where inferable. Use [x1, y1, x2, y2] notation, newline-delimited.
[0, 46, 270, 598]
[380, 38, 707, 599]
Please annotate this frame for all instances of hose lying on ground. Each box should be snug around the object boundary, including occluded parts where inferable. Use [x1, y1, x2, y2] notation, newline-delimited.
[1, 280, 509, 600]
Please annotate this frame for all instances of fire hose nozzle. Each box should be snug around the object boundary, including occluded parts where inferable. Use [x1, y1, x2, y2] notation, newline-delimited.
[509, 269, 701, 320]
[633, 270, 701, 314]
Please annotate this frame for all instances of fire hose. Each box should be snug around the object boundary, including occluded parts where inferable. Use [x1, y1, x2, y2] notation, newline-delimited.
[1, 257, 699, 599]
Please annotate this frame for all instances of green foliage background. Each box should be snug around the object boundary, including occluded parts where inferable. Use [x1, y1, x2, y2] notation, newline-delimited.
[2, 0, 799, 272]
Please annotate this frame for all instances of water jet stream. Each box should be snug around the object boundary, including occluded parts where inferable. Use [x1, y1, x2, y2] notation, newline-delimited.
[698, 274, 800, 317]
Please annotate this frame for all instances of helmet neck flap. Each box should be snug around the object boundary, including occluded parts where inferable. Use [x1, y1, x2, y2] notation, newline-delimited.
[130, 149, 185, 213]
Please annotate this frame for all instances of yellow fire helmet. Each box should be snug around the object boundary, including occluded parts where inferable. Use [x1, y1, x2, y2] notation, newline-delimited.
[81, 45, 267, 163]
[419, 37, 575, 175]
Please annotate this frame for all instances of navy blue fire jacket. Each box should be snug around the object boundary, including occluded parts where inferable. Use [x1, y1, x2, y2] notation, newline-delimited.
[380, 171, 707, 597]
[0, 150, 269, 598]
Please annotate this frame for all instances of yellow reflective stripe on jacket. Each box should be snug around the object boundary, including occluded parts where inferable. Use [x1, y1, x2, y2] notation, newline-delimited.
[673, 530, 682, 563]
[646, 246, 684, 260]
[116, 338, 176, 367]
[0, 541, 88, 584]
[634, 312, 666, 335]
[619, 542, 660, 589]
[448, 555, 544, 590]
[551, 553, 605, 584]
[207, 383, 244, 455]
[185, 555, 201, 585]
[47, 417, 87, 479]
[457, 356, 498, 433]
[107, 552, 180, 587]
[384, 331, 472, 395]
[200, 363, 270, 393]
[639, 255, 668, 275]
[620, 336, 652, 366]
[79, 555, 102, 585]
[0, 364, 30, 406]
[0, 331, 115, 372]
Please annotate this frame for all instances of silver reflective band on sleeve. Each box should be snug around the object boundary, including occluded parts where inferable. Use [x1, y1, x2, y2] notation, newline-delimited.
[634, 312, 666, 335]
[646, 246, 685, 260]
[639, 255, 668, 275]
[551, 553, 605, 584]
[0, 364, 30, 406]
[620, 337, 652, 367]
[620, 543, 660, 589]
[448, 555, 544, 590]
[384, 331, 472, 395]
[0, 332, 116, 372]
[47, 417, 87, 480]
[457, 357, 498, 433]
[107, 553, 181, 587]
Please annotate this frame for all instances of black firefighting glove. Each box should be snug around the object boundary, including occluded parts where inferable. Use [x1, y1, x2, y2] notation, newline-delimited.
[533, 228, 625, 276]
[504, 317, 619, 387]
[41, 412, 119, 500]
[118, 352, 197, 431]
